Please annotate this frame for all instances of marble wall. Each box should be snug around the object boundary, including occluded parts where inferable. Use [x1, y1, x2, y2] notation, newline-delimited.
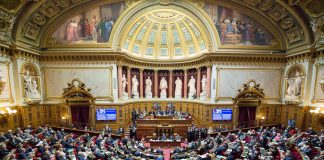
[212, 64, 283, 102]
[42, 62, 117, 102]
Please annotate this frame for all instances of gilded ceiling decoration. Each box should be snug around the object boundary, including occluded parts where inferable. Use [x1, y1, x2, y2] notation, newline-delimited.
[119, 8, 210, 60]
[0, 0, 320, 55]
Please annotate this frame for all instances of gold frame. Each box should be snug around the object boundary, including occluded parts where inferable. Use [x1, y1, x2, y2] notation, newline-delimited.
[215, 67, 282, 101]
[312, 63, 324, 103]
[43, 66, 113, 101]
[0, 61, 13, 103]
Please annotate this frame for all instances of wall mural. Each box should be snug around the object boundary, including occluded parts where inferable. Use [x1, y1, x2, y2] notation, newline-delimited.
[204, 3, 275, 46]
[51, 2, 125, 44]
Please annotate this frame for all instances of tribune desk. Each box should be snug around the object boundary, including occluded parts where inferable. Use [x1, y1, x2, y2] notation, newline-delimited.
[136, 115, 192, 140]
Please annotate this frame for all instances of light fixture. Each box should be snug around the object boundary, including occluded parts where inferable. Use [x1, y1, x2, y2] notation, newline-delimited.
[261, 116, 265, 120]
[0, 76, 6, 95]
[314, 110, 319, 114]
[62, 116, 66, 120]
[0, 107, 18, 115]
[310, 110, 314, 113]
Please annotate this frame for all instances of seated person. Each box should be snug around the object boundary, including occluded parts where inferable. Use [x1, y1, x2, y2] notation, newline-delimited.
[169, 135, 174, 141]
[161, 133, 167, 141]
[175, 134, 181, 141]
[117, 126, 124, 134]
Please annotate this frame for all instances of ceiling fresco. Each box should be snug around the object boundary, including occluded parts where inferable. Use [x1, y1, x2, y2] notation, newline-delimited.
[0, 0, 322, 55]
[204, 3, 276, 47]
[51, 1, 125, 45]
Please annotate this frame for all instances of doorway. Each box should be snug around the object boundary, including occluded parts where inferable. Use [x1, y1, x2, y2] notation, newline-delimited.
[70, 105, 90, 129]
[238, 106, 256, 128]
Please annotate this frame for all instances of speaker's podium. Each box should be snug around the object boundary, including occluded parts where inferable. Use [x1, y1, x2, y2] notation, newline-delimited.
[136, 114, 192, 141]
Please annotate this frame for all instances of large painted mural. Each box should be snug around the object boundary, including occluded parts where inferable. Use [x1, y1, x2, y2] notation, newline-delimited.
[51, 2, 125, 44]
[204, 3, 275, 46]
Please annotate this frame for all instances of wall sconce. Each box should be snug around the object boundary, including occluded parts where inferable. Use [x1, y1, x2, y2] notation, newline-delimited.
[0, 76, 6, 95]
[62, 116, 66, 120]
[261, 116, 265, 120]
[0, 107, 17, 116]
[309, 107, 324, 114]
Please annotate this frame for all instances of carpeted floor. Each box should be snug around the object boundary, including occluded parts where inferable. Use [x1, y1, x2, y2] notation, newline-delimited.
[144, 142, 188, 160]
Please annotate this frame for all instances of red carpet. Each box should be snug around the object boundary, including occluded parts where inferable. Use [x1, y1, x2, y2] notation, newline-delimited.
[144, 142, 188, 160]
[161, 148, 172, 160]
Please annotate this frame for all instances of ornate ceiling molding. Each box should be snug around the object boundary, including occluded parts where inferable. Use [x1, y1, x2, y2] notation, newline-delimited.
[1, 0, 319, 56]
[233, 0, 311, 49]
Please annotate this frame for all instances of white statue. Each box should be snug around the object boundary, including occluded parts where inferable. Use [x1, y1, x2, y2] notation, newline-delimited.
[132, 75, 139, 97]
[24, 70, 40, 99]
[145, 76, 153, 98]
[160, 77, 168, 98]
[286, 71, 302, 99]
[201, 75, 207, 95]
[175, 77, 182, 98]
[188, 76, 196, 99]
[121, 74, 128, 96]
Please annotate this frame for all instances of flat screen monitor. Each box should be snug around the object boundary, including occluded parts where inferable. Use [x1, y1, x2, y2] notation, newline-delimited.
[212, 109, 232, 121]
[96, 109, 116, 121]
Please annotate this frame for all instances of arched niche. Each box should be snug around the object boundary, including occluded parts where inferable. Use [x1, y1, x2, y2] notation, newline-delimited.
[20, 62, 41, 104]
[284, 64, 306, 105]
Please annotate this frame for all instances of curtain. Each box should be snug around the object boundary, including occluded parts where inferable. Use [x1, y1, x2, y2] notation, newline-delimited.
[71, 106, 89, 127]
[238, 107, 256, 128]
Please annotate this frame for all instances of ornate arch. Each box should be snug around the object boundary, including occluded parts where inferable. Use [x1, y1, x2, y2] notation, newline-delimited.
[109, 0, 216, 60]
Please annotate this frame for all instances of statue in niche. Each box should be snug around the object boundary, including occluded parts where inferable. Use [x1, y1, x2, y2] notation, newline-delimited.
[160, 77, 168, 98]
[286, 71, 302, 99]
[24, 70, 40, 99]
[121, 74, 128, 96]
[145, 76, 152, 98]
[188, 76, 196, 98]
[201, 75, 207, 96]
[132, 75, 139, 97]
[175, 77, 182, 98]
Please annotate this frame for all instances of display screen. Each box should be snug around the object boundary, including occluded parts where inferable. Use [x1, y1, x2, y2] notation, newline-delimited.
[96, 109, 117, 121]
[212, 109, 232, 121]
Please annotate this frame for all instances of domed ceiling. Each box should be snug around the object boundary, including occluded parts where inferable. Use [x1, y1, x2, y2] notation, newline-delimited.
[120, 8, 209, 59]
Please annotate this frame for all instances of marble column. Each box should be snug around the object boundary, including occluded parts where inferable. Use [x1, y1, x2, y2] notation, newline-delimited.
[206, 66, 211, 99]
[196, 67, 201, 98]
[127, 67, 131, 97]
[117, 65, 123, 99]
[139, 68, 144, 98]
[169, 70, 173, 98]
[184, 69, 188, 98]
[154, 69, 158, 98]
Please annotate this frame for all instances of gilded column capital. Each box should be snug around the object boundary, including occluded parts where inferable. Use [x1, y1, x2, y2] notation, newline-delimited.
[139, 68, 144, 72]
[216, 66, 221, 71]
[154, 69, 159, 72]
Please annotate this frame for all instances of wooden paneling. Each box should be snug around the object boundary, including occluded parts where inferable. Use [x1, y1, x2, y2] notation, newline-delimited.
[1, 102, 320, 132]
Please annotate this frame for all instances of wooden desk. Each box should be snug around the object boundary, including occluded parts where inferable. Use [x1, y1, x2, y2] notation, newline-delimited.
[51, 126, 123, 139]
[136, 118, 192, 140]
[149, 140, 182, 147]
